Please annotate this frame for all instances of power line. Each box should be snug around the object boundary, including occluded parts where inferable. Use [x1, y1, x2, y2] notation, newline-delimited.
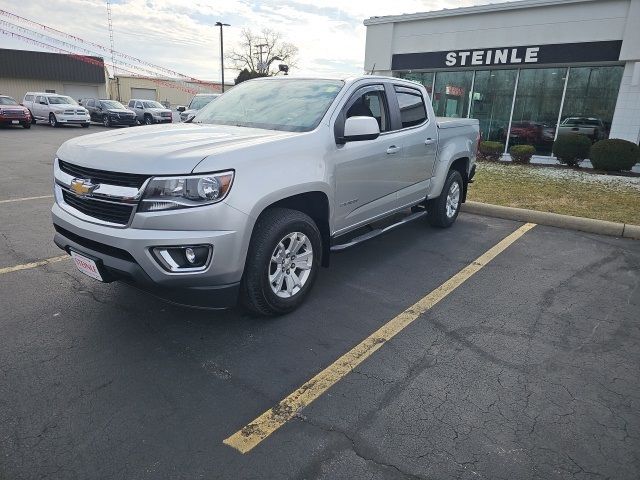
[0, 8, 219, 89]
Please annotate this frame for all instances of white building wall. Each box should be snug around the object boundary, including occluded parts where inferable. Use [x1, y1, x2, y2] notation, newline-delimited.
[609, 62, 640, 142]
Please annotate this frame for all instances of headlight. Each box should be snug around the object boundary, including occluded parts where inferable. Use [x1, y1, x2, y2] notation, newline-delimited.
[139, 171, 234, 212]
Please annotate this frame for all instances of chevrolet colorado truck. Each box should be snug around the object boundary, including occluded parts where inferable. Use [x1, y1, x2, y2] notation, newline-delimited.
[52, 76, 479, 316]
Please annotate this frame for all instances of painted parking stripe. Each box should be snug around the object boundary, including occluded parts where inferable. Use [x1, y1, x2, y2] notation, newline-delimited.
[0, 195, 53, 204]
[223, 222, 537, 454]
[0, 255, 69, 275]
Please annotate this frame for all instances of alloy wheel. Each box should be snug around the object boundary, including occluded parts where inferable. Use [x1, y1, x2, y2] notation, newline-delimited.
[446, 181, 460, 218]
[268, 232, 314, 298]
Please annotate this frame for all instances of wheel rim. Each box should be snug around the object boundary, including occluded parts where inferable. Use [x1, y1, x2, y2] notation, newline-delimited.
[268, 232, 313, 299]
[446, 181, 461, 218]
[145, 116, 151, 125]
[49, 115, 55, 126]
[103, 116, 108, 126]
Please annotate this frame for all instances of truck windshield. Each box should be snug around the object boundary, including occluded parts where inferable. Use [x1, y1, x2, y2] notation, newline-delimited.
[194, 79, 344, 132]
[48, 96, 76, 105]
[143, 101, 164, 109]
[189, 95, 219, 110]
[0, 97, 18, 105]
[101, 100, 125, 109]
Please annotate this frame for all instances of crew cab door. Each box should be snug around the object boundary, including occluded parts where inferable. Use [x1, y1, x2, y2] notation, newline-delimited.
[34, 95, 47, 120]
[389, 85, 438, 207]
[332, 84, 408, 233]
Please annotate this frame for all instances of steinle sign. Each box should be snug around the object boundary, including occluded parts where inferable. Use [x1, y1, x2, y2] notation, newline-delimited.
[445, 47, 539, 67]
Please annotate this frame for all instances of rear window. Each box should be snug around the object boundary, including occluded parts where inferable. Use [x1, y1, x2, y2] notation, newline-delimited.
[24, 94, 34, 101]
[394, 87, 427, 129]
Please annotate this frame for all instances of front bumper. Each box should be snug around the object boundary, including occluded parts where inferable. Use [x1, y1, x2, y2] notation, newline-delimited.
[109, 115, 137, 125]
[51, 201, 250, 309]
[55, 113, 90, 124]
[0, 114, 30, 124]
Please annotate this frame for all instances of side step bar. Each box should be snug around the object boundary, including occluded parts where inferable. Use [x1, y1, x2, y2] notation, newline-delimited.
[330, 210, 427, 252]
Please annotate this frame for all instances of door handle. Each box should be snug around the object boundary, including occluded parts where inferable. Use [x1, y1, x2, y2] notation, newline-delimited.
[386, 145, 400, 155]
[424, 138, 436, 145]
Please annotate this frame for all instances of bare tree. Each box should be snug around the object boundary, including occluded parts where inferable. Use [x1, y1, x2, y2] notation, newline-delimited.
[227, 28, 298, 76]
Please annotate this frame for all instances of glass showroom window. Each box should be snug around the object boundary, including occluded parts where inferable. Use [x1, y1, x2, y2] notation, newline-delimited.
[510, 67, 567, 155]
[396, 72, 435, 98]
[469, 69, 517, 142]
[558, 66, 624, 143]
[432, 71, 474, 118]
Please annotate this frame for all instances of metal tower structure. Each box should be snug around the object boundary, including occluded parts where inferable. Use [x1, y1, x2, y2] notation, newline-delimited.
[106, 0, 116, 75]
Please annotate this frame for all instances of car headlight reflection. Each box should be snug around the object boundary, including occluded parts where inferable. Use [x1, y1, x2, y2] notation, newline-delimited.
[139, 171, 234, 212]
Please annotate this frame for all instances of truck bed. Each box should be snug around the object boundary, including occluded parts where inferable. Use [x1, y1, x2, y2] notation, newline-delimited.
[436, 117, 479, 129]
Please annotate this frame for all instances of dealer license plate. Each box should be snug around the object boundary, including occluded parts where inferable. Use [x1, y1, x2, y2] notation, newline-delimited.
[11, 120, 19, 124]
[70, 251, 104, 281]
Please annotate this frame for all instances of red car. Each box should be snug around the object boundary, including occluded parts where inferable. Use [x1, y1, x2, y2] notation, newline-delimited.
[0, 95, 32, 129]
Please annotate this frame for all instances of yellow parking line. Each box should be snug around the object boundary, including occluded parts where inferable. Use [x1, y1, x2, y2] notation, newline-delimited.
[223, 222, 537, 454]
[0, 255, 69, 275]
[0, 195, 53, 204]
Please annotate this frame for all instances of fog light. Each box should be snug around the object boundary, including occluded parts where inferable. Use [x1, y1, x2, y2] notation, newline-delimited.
[152, 245, 212, 272]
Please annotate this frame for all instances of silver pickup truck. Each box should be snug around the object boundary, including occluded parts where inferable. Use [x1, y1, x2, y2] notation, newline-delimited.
[52, 76, 479, 315]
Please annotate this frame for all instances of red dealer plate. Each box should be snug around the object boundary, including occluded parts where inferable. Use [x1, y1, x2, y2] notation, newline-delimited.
[70, 251, 104, 282]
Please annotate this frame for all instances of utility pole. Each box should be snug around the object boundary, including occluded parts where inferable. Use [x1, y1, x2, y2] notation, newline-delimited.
[215, 21, 230, 92]
[256, 43, 268, 74]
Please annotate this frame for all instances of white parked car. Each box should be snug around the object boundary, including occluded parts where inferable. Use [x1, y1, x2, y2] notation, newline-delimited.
[23, 92, 90, 128]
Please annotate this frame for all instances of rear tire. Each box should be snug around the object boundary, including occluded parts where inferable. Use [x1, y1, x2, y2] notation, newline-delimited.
[240, 208, 322, 316]
[427, 169, 464, 228]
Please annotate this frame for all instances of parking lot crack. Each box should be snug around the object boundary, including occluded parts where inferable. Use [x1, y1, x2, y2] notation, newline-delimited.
[294, 415, 427, 480]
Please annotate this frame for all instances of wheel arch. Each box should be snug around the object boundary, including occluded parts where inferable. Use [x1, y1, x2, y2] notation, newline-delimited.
[250, 191, 331, 267]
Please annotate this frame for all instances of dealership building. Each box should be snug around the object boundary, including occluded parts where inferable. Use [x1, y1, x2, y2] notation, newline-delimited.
[364, 0, 640, 156]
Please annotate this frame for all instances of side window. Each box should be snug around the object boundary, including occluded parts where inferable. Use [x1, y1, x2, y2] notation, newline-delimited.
[25, 94, 33, 102]
[37, 96, 45, 104]
[135, 101, 143, 108]
[86, 99, 94, 108]
[346, 88, 389, 132]
[128, 100, 134, 107]
[394, 87, 427, 129]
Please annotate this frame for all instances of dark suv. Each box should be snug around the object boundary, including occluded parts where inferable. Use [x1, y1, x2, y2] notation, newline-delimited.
[84, 99, 137, 127]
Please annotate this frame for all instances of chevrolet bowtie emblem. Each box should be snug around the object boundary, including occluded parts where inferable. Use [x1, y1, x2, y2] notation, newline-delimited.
[70, 178, 98, 196]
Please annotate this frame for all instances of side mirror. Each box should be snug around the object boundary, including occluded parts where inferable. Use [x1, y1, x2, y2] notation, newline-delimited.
[184, 113, 196, 123]
[343, 116, 380, 142]
[177, 106, 186, 112]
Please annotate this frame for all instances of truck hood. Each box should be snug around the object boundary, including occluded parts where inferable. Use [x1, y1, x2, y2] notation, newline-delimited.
[56, 123, 298, 174]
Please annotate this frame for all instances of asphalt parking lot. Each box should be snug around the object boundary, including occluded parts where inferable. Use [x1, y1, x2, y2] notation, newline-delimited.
[1, 124, 639, 480]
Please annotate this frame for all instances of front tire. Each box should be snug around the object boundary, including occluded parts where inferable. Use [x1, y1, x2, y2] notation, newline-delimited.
[22, 122, 31, 129]
[102, 115, 111, 127]
[49, 113, 59, 128]
[240, 208, 322, 316]
[144, 114, 153, 125]
[427, 169, 464, 228]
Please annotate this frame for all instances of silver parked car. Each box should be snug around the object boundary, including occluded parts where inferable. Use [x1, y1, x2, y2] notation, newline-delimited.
[127, 99, 173, 125]
[177, 93, 220, 122]
[52, 76, 478, 315]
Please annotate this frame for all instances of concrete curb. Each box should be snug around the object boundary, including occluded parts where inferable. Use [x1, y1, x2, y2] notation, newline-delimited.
[462, 201, 640, 240]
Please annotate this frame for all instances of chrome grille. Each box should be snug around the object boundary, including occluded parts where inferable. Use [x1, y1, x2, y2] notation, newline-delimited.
[62, 190, 134, 225]
[59, 160, 149, 188]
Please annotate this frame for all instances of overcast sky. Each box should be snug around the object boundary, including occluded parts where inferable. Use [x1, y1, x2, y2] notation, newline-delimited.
[0, 0, 507, 81]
